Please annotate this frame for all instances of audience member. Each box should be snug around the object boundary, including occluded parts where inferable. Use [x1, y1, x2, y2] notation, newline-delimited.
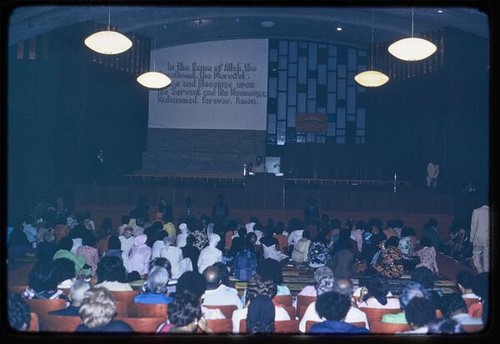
[381, 281, 431, 324]
[257, 258, 291, 296]
[23, 261, 66, 300]
[470, 193, 489, 273]
[291, 229, 311, 263]
[440, 292, 483, 326]
[53, 236, 87, 277]
[413, 237, 439, 275]
[427, 318, 464, 334]
[49, 279, 91, 316]
[128, 234, 151, 278]
[8, 293, 31, 331]
[76, 287, 133, 332]
[310, 291, 369, 334]
[182, 234, 201, 269]
[246, 295, 275, 334]
[158, 290, 210, 333]
[231, 273, 290, 334]
[356, 273, 400, 309]
[201, 265, 243, 310]
[118, 226, 134, 272]
[370, 237, 404, 279]
[176, 223, 190, 248]
[160, 235, 193, 279]
[403, 297, 436, 334]
[94, 256, 132, 291]
[298, 266, 333, 297]
[134, 266, 172, 304]
[197, 234, 223, 274]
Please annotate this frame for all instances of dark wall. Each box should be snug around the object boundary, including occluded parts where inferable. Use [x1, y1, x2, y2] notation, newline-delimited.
[7, 22, 148, 225]
[273, 28, 489, 191]
[143, 128, 266, 172]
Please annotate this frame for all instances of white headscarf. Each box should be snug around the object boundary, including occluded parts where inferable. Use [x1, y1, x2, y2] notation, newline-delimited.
[208, 233, 221, 247]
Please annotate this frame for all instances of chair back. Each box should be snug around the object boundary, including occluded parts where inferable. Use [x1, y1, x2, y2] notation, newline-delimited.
[203, 305, 238, 319]
[358, 307, 401, 325]
[28, 313, 39, 332]
[369, 321, 412, 334]
[110, 290, 139, 304]
[462, 324, 485, 333]
[305, 320, 320, 332]
[206, 319, 233, 333]
[272, 294, 293, 307]
[464, 298, 481, 308]
[43, 314, 82, 332]
[115, 317, 164, 333]
[114, 300, 128, 317]
[128, 302, 168, 319]
[8, 284, 29, 295]
[25, 298, 67, 316]
[296, 295, 316, 319]
[274, 319, 300, 333]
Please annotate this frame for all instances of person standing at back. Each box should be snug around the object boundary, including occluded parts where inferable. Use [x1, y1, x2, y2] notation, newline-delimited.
[470, 192, 489, 273]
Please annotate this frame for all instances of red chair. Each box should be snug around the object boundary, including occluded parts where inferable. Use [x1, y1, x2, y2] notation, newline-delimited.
[28, 313, 39, 332]
[305, 320, 320, 333]
[463, 297, 481, 308]
[43, 314, 82, 332]
[296, 295, 316, 319]
[206, 319, 233, 333]
[462, 324, 485, 333]
[358, 307, 401, 326]
[128, 302, 168, 319]
[272, 295, 293, 307]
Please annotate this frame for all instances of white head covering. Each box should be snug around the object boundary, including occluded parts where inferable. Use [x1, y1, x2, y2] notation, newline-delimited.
[163, 235, 175, 247]
[209, 233, 221, 247]
[134, 234, 147, 246]
[179, 223, 189, 234]
[245, 222, 256, 233]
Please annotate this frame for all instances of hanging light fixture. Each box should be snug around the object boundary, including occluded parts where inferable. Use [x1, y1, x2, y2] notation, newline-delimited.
[355, 10, 389, 87]
[84, 6, 132, 55]
[388, 7, 437, 61]
[137, 11, 171, 89]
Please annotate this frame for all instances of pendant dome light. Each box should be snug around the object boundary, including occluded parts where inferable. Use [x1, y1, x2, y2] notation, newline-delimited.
[388, 7, 437, 61]
[355, 10, 389, 87]
[84, 6, 132, 55]
[137, 11, 171, 89]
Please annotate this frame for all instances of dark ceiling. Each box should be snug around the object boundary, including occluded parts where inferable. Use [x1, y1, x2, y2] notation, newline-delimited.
[7, 4, 489, 50]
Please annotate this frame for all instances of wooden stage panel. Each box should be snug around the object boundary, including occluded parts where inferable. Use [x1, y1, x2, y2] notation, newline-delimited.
[74, 178, 455, 240]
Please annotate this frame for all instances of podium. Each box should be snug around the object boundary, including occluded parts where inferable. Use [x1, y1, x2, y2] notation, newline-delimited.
[245, 173, 284, 209]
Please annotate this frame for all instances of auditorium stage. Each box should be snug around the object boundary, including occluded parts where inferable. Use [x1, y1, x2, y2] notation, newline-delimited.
[74, 172, 455, 239]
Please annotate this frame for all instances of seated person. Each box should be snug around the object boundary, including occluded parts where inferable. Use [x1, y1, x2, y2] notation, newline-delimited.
[412, 237, 439, 275]
[134, 266, 173, 304]
[299, 275, 368, 333]
[232, 273, 290, 334]
[201, 265, 243, 310]
[356, 273, 400, 310]
[157, 290, 211, 333]
[49, 279, 91, 316]
[298, 266, 334, 297]
[309, 291, 369, 334]
[76, 287, 133, 332]
[7, 293, 31, 331]
[402, 297, 437, 334]
[440, 292, 483, 326]
[246, 295, 275, 334]
[381, 281, 432, 324]
[257, 258, 291, 296]
[94, 256, 133, 291]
